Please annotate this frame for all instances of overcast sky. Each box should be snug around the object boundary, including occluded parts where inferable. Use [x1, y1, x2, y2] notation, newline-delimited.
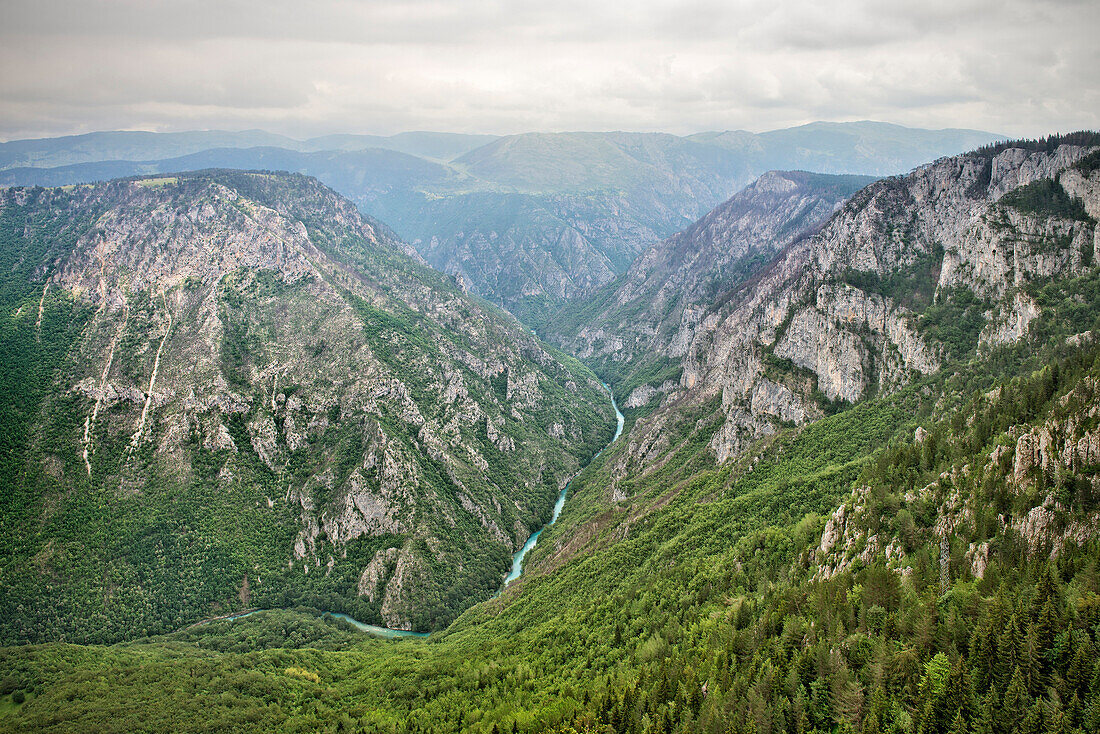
[1, 0, 1097, 141]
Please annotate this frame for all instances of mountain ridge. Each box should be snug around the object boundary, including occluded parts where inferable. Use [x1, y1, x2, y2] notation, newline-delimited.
[0, 169, 615, 642]
[1, 123, 1005, 322]
[3, 135, 1100, 734]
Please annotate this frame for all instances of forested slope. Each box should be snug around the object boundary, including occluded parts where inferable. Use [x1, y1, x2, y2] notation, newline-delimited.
[0, 171, 614, 644]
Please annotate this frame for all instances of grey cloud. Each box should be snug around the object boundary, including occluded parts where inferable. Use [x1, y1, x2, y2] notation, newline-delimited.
[0, 0, 1096, 140]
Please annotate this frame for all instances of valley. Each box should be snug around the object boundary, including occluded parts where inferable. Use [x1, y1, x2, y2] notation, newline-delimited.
[1, 132, 1099, 734]
[505, 383, 626, 587]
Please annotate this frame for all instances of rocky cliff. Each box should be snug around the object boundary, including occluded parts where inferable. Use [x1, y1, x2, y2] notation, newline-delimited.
[813, 342, 1100, 587]
[600, 136, 1099, 500]
[0, 171, 614, 643]
[546, 171, 876, 403]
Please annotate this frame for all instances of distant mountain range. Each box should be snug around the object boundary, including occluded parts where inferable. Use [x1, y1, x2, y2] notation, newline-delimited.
[0, 122, 1004, 322]
[0, 130, 497, 168]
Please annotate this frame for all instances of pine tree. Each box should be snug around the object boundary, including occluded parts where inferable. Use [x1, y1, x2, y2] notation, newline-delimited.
[1022, 700, 1043, 734]
[1023, 624, 1045, 696]
[995, 615, 1023, 692]
[949, 709, 968, 734]
[1034, 597, 1057, 681]
[972, 690, 995, 734]
[1064, 692, 1081, 730]
[1066, 638, 1091, 698]
[1000, 667, 1028, 734]
[971, 617, 996, 695]
[1043, 695, 1067, 734]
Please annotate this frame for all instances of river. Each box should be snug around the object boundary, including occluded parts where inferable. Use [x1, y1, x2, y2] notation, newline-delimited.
[502, 382, 624, 587]
[195, 608, 428, 639]
[202, 383, 623, 637]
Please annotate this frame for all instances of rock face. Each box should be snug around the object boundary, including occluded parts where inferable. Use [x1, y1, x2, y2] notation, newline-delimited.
[814, 365, 1100, 581]
[0, 171, 614, 641]
[600, 139, 1099, 498]
[548, 171, 876, 400]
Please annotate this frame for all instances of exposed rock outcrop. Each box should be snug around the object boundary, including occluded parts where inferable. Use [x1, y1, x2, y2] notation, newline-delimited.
[601, 142, 1098, 501]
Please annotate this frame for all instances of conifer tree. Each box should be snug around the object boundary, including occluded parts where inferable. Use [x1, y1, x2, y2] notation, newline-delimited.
[1022, 700, 1043, 734]
[1065, 640, 1091, 698]
[1034, 597, 1057, 681]
[971, 618, 996, 695]
[949, 709, 968, 734]
[972, 691, 995, 734]
[1001, 667, 1029, 734]
[995, 615, 1023, 691]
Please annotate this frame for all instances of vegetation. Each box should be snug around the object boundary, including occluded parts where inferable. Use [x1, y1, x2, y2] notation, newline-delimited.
[2, 142, 1099, 732]
[0, 174, 616, 647]
[2, 250, 1098, 731]
[1000, 179, 1095, 223]
[967, 132, 1100, 162]
[838, 244, 942, 314]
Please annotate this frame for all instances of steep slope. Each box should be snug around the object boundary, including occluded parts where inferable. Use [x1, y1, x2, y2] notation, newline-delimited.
[595, 135, 1099, 497]
[0, 171, 615, 643]
[547, 171, 876, 403]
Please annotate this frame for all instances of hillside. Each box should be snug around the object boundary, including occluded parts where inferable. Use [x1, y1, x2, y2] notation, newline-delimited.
[546, 170, 877, 402]
[1, 137, 1097, 734]
[582, 136, 1099, 485]
[0, 171, 615, 644]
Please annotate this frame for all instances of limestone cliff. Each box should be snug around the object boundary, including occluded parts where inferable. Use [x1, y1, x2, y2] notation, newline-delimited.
[548, 171, 876, 403]
[602, 137, 1099, 499]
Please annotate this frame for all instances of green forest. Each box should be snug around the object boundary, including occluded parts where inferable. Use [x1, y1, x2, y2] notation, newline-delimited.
[3, 259, 1100, 733]
[0, 176, 615, 648]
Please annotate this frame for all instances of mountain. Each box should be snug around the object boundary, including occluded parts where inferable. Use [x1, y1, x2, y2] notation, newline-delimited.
[303, 131, 500, 161]
[546, 170, 878, 402]
[0, 130, 304, 169]
[689, 121, 1003, 176]
[0, 130, 500, 171]
[572, 135, 1099, 525]
[1, 135, 1098, 734]
[451, 131, 753, 195]
[1, 124, 1005, 323]
[0, 146, 463, 202]
[400, 128, 1002, 322]
[0, 170, 615, 644]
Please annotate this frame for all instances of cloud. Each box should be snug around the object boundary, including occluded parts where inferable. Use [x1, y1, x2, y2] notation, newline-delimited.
[0, 0, 1096, 140]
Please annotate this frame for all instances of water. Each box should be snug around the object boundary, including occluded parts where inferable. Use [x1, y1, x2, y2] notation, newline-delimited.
[199, 385, 626, 630]
[195, 609, 427, 639]
[502, 382, 624, 587]
[325, 612, 428, 638]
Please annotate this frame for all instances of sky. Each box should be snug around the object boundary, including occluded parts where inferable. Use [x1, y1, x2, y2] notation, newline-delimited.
[1, 0, 1097, 141]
